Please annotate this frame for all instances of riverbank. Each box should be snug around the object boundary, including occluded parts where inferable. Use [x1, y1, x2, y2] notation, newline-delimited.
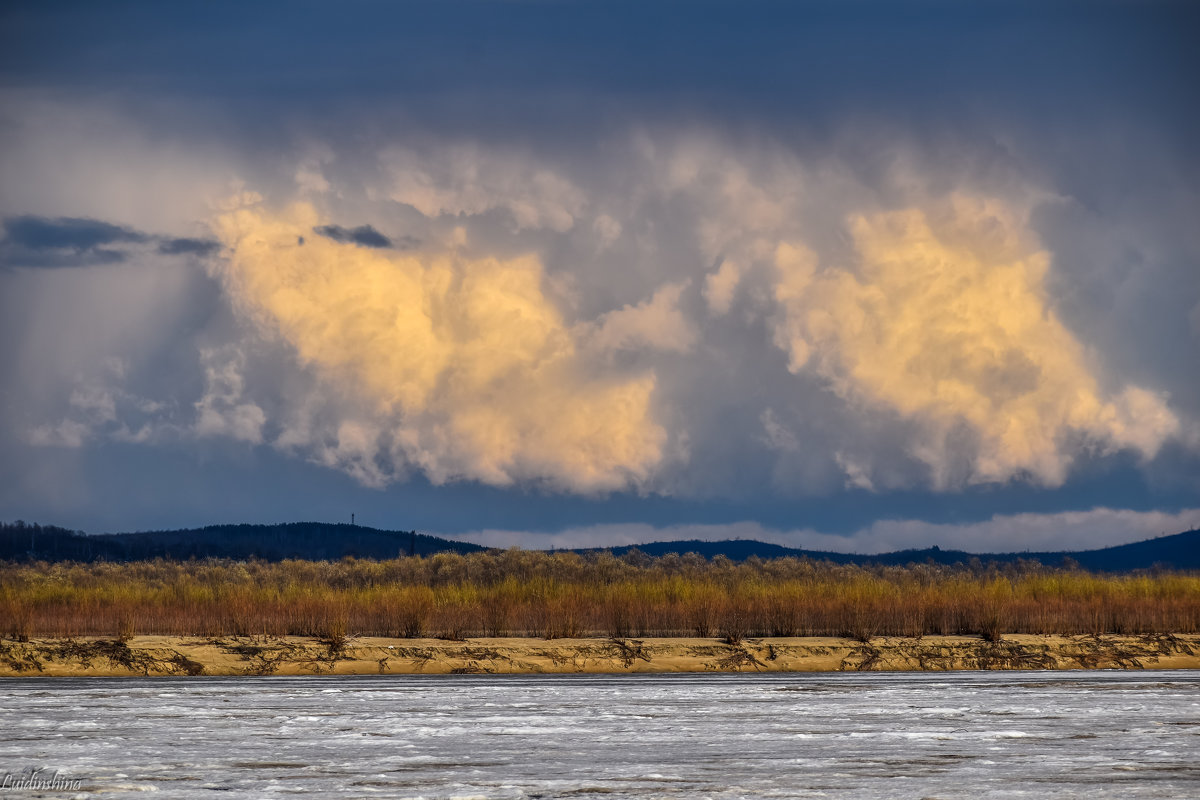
[2, 633, 1198, 676]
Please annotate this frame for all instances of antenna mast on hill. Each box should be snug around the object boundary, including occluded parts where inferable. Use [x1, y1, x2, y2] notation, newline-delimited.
[351, 513, 355, 526]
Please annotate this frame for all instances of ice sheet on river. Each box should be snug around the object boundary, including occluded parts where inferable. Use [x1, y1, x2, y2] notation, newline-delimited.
[2, 671, 1197, 798]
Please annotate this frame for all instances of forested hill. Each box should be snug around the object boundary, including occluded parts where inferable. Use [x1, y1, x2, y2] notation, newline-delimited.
[601, 528, 1200, 572]
[1, 520, 1197, 571]
[0, 521, 482, 562]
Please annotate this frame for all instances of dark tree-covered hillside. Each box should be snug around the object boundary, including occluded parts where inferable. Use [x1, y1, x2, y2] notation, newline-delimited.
[594, 529, 1200, 572]
[0, 521, 481, 562]
[2, 520, 1196, 571]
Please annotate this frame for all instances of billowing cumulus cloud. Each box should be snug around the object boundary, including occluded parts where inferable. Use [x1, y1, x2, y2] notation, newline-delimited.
[193, 347, 266, 445]
[210, 199, 668, 492]
[584, 281, 697, 356]
[26, 357, 170, 448]
[383, 144, 586, 232]
[2, 3, 1198, 544]
[2, 100, 1194, 512]
[768, 194, 1180, 488]
[703, 259, 742, 316]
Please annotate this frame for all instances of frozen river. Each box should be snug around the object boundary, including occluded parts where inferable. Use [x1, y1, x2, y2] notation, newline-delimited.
[2, 671, 1198, 798]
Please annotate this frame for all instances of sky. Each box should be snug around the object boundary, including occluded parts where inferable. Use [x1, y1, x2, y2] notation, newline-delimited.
[1, 0, 1198, 552]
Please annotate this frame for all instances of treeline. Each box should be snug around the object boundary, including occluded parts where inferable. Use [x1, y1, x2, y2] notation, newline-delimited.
[6, 521, 1198, 571]
[0, 522, 105, 562]
[0, 521, 480, 562]
[3, 549, 1198, 641]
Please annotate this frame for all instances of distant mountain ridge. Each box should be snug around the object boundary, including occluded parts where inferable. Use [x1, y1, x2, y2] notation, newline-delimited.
[0, 521, 482, 562]
[1, 520, 1196, 571]
[596, 528, 1200, 572]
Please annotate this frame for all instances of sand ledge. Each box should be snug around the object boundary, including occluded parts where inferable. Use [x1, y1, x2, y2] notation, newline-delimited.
[2, 634, 1198, 677]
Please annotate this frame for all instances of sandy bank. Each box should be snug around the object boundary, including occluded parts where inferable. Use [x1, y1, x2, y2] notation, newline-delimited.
[2, 634, 1198, 677]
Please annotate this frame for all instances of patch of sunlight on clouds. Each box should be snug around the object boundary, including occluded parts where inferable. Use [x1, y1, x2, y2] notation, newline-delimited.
[211, 199, 668, 492]
[769, 193, 1180, 488]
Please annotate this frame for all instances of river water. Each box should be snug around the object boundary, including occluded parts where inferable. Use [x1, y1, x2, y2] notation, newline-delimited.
[2, 671, 1197, 798]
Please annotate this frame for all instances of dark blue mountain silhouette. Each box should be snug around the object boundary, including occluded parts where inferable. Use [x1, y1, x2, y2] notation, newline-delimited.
[0, 521, 481, 562]
[1, 521, 1196, 571]
[598, 528, 1200, 571]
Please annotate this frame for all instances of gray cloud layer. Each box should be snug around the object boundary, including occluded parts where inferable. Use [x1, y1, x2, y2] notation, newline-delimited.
[3, 117, 1194, 506]
[1, 2, 1196, 541]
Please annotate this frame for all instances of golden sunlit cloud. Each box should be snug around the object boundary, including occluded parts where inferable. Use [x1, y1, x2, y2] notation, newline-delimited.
[211, 201, 666, 491]
[20, 126, 1187, 499]
[771, 194, 1180, 487]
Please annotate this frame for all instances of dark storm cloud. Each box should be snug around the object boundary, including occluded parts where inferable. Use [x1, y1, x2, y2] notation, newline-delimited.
[158, 237, 220, 257]
[0, 215, 146, 268]
[2, 1, 1197, 138]
[1, 0, 1197, 540]
[313, 224, 394, 249]
[0, 216, 220, 268]
[3, 215, 147, 251]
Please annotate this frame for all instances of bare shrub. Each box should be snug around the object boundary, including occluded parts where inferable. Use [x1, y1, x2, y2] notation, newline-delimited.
[1, 552, 1196, 641]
